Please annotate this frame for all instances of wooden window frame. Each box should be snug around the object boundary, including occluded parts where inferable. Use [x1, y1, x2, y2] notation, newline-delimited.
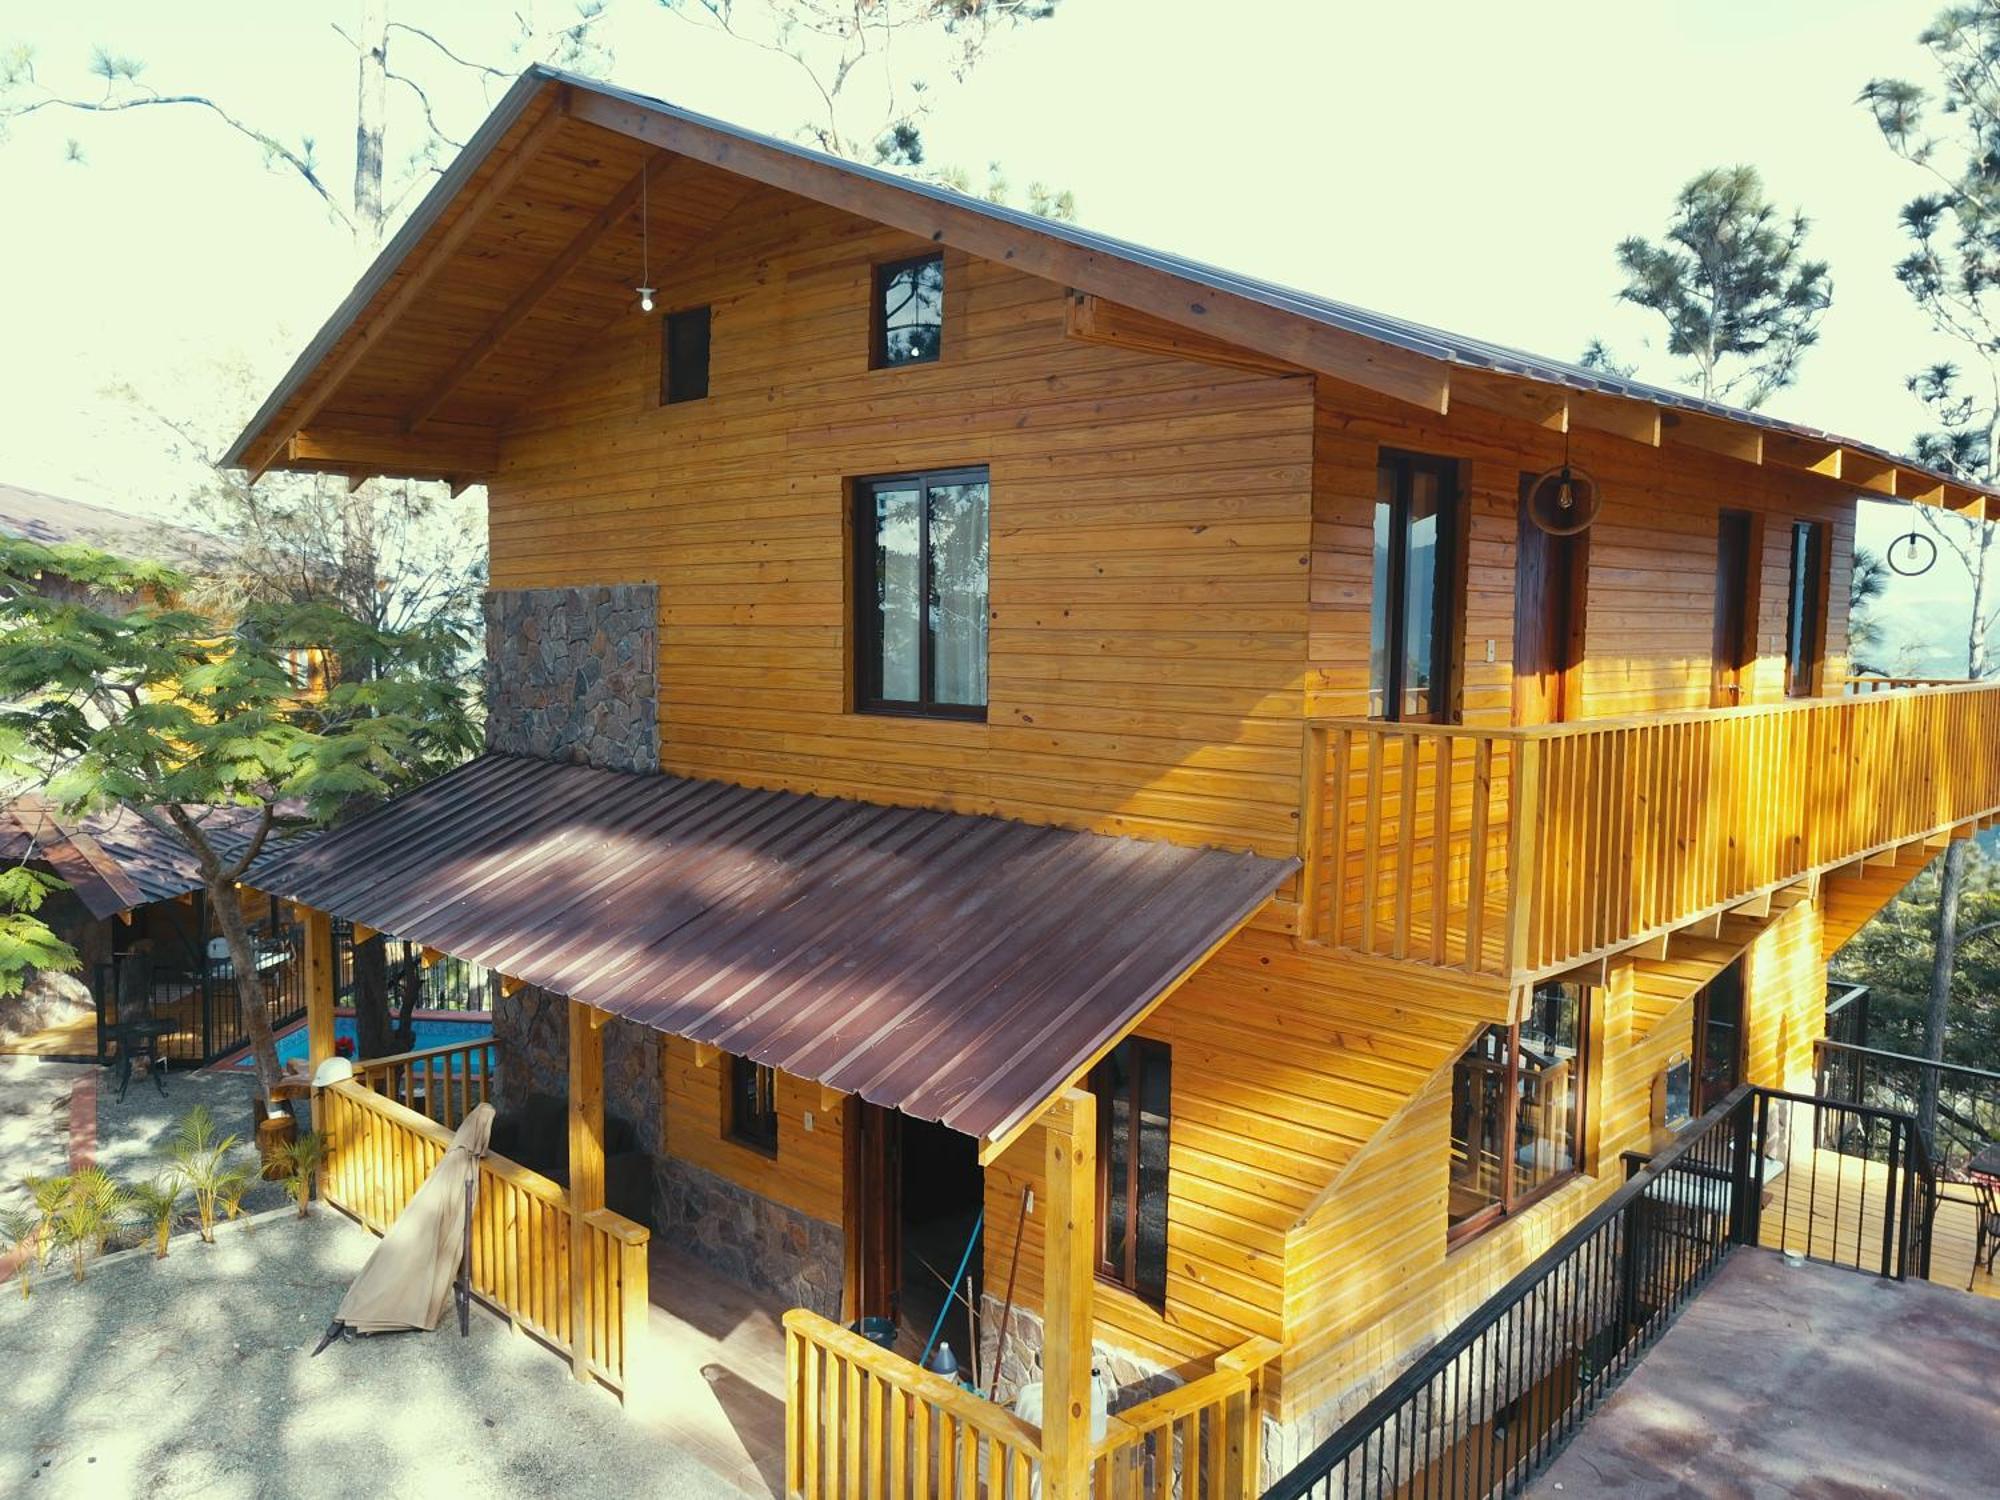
[660, 304, 712, 405]
[1784, 518, 1830, 699]
[1090, 1036, 1172, 1308]
[726, 1054, 779, 1157]
[1373, 449, 1465, 723]
[871, 251, 945, 369]
[851, 465, 990, 721]
[1447, 985, 1592, 1249]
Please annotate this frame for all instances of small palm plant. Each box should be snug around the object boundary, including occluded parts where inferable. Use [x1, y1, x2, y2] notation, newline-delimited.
[21, 1175, 68, 1270]
[217, 1167, 255, 1232]
[279, 1132, 327, 1219]
[127, 1173, 184, 1259]
[47, 1169, 130, 1283]
[172, 1104, 242, 1244]
[1, 1203, 38, 1299]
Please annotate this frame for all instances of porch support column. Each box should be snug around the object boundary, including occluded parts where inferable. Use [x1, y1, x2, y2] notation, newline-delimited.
[568, 998, 607, 1383]
[1041, 1086, 1097, 1500]
[301, 906, 336, 1130]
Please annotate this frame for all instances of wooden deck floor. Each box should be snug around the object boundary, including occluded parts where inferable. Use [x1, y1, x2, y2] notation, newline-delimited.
[1756, 1138, 1997, 1301]
[642, 1243, 790, 1498]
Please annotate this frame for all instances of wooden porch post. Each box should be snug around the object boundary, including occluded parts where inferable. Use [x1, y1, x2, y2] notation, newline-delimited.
[568, 998, 607, 1383]
[1041, 1086, 1097, 1500]
[301, 906, 335, 1130]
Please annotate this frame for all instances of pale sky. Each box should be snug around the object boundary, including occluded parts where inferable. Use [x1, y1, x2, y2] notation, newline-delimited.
[0, 0, 1989, 668]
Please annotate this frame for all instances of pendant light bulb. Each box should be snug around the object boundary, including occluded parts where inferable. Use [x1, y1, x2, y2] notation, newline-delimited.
[635, 163, 653, 317]
[1554, 465, 1576, 511]
[638, 286, 655, 314]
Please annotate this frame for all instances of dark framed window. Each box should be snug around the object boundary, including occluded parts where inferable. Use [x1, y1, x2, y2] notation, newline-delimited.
[1091, 1037, 1172, 1307]
[1371, 450, 1463, 721]
[727, 1054, 778, 1156]
[1448, 982, 1590, 1245]
[872, 253, 944, 367]
[853, 467, 989, 718]
[1784, 519, 1828, 698]
[661, 305, 712, 405]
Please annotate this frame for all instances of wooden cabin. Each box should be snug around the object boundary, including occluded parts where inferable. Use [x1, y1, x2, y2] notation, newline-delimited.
[226, 67, 2000, 1498]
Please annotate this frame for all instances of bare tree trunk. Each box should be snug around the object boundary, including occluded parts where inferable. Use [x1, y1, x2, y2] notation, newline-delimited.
[1922, 837, 1967, 1147]
[205, 872, 282, 1098]
[352, 0, 389, 253]
[353, 932, 395, 1059]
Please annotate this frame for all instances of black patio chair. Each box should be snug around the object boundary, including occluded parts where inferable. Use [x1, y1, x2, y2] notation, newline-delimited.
[107, 946, 171, 1103]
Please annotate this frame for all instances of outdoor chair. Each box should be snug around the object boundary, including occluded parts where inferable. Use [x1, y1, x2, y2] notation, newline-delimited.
[107, 946, 171, 1103]
[1966, 1174, 2000, 1290]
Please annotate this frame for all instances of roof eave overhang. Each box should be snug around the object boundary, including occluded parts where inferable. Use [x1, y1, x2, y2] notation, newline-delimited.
[226, 67, 2000, 516]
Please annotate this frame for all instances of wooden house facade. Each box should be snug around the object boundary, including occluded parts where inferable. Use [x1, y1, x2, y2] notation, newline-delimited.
[228, 68, 2000, 1496]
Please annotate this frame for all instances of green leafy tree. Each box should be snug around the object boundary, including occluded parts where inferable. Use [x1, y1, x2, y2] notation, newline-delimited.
[1589, 166, 1832, 409]
[1859, 5, 2000, 1099]
[0, 539, 478, 1094]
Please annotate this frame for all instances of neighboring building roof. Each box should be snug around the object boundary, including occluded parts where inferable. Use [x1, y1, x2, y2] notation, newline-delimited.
[1, 797, 287, 917]
[225, 65, 1997, 513]
[0, 482, 224, 568]
[251, 753, 1294, 1148]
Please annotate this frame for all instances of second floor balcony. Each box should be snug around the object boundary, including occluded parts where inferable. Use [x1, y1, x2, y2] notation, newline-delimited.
[1298, 680, 2000, 999]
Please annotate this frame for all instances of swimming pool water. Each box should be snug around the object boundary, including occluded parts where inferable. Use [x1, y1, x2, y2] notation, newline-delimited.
[232, 1014, 492, 1070]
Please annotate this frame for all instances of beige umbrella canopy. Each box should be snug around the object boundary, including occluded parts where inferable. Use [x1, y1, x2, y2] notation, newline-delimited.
[314, 1102, 495, 1350]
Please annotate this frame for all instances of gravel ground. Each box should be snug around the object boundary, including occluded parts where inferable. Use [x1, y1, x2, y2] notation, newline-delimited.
[0, 1208, 734, 1499]
[93, 1065, 291, 1218]
[0, 1057, 84, 1218]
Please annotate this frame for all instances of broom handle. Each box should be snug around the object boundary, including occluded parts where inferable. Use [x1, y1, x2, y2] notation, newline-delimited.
[987, 1187, 1032, 1402]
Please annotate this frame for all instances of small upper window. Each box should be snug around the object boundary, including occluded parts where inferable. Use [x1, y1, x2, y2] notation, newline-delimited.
[873, 253, 944, 367]
[1784, 519, 1827, 699]
[727, 1054, 778, 1155]
[662, 305, 712, 405]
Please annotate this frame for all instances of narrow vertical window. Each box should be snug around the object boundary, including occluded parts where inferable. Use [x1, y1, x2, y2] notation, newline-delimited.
[1785, 519, 1827, 698]
[855, 467, 989, 717]
[1091, 1037, 1172, 1306]
[1448, 982, 1591, 1244]
[873, 253, 944, 367]
[662, 305, 712, 405]
[1371, 450, 1462, 721]
[727, 1054, 778, 1155]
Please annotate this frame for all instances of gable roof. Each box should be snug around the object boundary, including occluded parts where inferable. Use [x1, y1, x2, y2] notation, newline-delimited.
[224, 65, 1996, 515]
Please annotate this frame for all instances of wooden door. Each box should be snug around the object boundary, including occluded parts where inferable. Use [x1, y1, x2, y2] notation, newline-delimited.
[1513, 488, 1589, 726]
[1693, 960, 1746, 1114]
[1711, 510, 1758, 708]
[843, 1100, 901, 1322]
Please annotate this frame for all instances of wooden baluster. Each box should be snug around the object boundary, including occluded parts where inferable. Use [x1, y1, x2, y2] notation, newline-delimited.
[1432, 734, 1452, 966]
[1392, 732, 1418, 960]
[1360, 732, 1383, 954]
[1326, 728, 1350, 948]
[1466, 737, 1492, 974]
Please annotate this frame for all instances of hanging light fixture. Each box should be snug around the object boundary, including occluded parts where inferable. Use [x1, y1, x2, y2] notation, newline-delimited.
[634, 162, 655, 315]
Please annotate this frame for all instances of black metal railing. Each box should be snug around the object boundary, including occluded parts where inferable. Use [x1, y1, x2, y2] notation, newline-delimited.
[94, 926, 307, 1067]
[1264, 1086, 1933, 1500]
[1813, 1036, 2000, 1176]
[331, 918, 499, 1013]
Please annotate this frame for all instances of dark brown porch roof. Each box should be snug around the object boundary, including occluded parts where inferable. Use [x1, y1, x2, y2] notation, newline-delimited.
[251, 754, 1292, 1146]
[0, 797, 281, 917]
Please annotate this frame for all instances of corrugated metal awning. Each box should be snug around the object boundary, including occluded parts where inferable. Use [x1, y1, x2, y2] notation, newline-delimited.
[252, 755, 1294, 1146]
[1, 798, 284, 917]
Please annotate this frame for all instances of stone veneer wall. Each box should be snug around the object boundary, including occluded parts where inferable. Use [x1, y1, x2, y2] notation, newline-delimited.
[977, 1297, 1184, 1412]
[483, 583, 659, 773]
[490, 985, 843, 1317]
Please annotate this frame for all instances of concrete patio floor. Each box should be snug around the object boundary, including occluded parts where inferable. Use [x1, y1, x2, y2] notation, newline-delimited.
[1531, 1249, 2000, 1499]
[0, 1207, 755, 1499]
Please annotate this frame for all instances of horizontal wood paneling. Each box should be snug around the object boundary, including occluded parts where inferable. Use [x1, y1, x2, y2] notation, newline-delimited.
[660, 1034, 845, 1225]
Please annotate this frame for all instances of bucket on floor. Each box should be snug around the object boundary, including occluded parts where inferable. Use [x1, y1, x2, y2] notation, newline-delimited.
[849, 1316, 897, 1350]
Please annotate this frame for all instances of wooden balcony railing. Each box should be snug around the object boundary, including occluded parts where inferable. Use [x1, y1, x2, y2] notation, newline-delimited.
[1301, 681, 2000, 988]
[783, 1309, 1279, 1500]
[351, 1036, 494, 1129]
[1847, 674, 1972, 694]
[321, 1077, 650, 1401]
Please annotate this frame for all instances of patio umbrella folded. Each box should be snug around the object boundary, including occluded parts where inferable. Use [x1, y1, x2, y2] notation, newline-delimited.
[314, 1102, 494, 1349]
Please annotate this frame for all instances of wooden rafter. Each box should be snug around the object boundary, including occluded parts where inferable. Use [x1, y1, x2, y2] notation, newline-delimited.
[406, 150, 671, 434]
[245, 91, 571, 481]
[1062, 292, 1307, 379]
[1663, 409, 1763, 464]
[1449, 368, 1569, 432]
[1568, 390, 1661, 446]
